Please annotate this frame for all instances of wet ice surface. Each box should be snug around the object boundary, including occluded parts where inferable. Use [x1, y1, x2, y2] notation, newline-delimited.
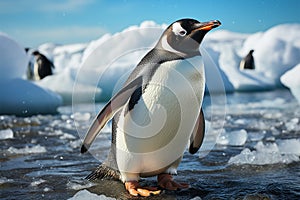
[1, 89, 300, 200]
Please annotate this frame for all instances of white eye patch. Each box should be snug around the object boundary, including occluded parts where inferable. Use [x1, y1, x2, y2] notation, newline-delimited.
[172, 22, 187, 36]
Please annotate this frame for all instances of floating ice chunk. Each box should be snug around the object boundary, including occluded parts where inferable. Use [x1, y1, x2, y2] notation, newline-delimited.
[0, 129, 14, 139]
[190, 197, 202, 200]
[71, 112, 91, 121]
[31, 179, 46, 187]
[285, 118, 300, 131]
[248, 131, 265, 142]
[68, 189, 116, 200]
[235, 119, 247, 125]
[0, 177, 13, 185]
[255, 141, 278, 153]
[277, 139, 300, 155]
[59, 133, 76, 140]
[67, 181, 95, 190]
[7, 145, 47, 154]
[69, 139, 82, 149]
[228, 141, 300, 165]
[216, 129, 247, 146]
[43, 187, 52, 192]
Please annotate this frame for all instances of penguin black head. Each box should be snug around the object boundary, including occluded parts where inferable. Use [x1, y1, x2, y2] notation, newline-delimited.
[157, 18, 221, 57]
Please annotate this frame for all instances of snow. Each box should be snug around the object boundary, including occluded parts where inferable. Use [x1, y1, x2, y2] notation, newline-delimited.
[228, 140, 300, 165]
[68, 189, 115, 200]
[281, 63, 300, 103]
[0, 129, 14, 140]
[0, 32, 62, 116]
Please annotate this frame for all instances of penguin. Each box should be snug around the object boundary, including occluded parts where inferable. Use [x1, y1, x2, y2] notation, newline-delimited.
[81, 18, 221, 197]
[30, 50, 55, 80]
[240, 49, 255, 70]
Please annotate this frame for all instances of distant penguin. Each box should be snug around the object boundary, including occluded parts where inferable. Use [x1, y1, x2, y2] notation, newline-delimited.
[240, 49, 255, 70]
[81, 18, 221, 197]
[28, 50, 55, 81]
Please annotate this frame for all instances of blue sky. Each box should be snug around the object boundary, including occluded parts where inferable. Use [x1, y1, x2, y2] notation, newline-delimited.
[1, 0, 299, 47]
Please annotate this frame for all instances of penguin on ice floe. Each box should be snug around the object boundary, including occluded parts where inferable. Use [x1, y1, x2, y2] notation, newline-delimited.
[240, 49, 255, 70]
[26, 49, 55, 81]
[81, 18, 221, 196]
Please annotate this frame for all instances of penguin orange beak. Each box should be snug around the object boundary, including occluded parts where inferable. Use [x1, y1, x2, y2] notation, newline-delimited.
[195, 20, 221, 31]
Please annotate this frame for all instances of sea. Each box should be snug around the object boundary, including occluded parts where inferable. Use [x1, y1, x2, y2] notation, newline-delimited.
[1, 89, 300, 200]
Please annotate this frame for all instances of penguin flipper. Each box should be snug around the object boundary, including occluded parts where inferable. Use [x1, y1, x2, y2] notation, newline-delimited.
[189, 108, 205, 154]
[81, 76, 143, 153]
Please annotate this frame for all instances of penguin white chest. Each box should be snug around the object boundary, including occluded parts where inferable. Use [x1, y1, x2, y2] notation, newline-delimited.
[115, 56, 205, 174]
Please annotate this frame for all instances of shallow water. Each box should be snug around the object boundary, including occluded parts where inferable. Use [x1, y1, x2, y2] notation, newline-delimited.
[1, 89, 300, 200]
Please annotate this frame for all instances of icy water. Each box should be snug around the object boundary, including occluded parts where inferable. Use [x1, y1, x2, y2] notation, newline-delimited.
[1, 89, 300, 200]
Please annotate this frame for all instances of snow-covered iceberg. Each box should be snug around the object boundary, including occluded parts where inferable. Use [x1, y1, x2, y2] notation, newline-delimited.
[280, 63, 300, 103]
[2, 21, 300, 103]
[0, 32, 62, 116]
[12, 21, 300, 103]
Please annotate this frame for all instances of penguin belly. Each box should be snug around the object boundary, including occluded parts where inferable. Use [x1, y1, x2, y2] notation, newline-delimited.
[115, 57, 205, 182]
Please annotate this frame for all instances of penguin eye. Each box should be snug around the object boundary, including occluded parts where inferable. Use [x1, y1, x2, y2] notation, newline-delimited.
[178, 30, 187, 36]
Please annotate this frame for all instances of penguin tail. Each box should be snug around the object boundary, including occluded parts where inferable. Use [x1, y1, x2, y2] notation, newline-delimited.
[86, 163, 121, 181]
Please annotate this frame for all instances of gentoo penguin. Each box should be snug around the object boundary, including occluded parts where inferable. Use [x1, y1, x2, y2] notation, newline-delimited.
[240, 49, 255, 70]
[81, 18, 221, 196]
[29, 50, 55, 80]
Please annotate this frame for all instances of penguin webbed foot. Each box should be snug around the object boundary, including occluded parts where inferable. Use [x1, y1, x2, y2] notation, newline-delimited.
[157, 174, 189, 191]
[125, 181, 161, 197]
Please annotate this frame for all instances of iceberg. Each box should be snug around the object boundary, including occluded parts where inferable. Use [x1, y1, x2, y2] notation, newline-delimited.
[3, 22, 299, 105]
[280, 63, 300, 103]
[0, 32, 62, 116]
[36, 22, 300, 102]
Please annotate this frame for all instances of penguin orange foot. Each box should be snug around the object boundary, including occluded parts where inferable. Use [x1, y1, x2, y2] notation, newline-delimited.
[158, 174, 189, 190]
[125, 181, 161, 197]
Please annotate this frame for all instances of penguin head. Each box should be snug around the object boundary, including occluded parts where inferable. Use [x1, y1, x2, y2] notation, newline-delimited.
[157, 18, 221, 56]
